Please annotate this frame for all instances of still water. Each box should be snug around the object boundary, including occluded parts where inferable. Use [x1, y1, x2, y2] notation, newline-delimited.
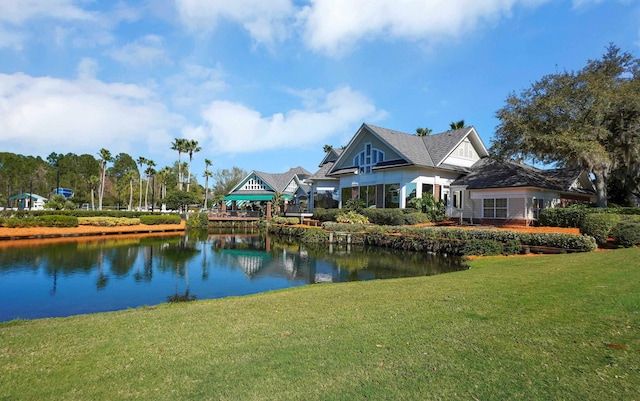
[0, 230, 467, 322]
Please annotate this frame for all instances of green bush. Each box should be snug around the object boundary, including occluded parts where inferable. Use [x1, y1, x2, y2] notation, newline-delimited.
[186, 213, 209, 230]
[37, 215, 78, 227]
[580, 213, 621, 246]
[139, 215, 182, 225]
[336, 211, 369, 224]
[361, 209, 405, 225]
[502, 239, 523, 255]
[612, 221, 640, 248]
[78, 217, 141, 226]
[270, 217, 300, 225]
[461, 239, 503, 256]
[404, 212, 431, 225]
[312, 208, 342, 222]
[301, 228, 329, 243]
[537, 206, 590, 228]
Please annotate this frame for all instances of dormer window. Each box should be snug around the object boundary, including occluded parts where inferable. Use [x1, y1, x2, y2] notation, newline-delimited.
[353, 142, 384, 174]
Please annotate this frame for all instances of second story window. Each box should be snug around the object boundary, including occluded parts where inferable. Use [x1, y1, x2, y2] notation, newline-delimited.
[353, 143, 384, 174]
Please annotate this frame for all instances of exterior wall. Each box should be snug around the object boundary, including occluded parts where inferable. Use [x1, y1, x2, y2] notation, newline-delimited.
[336, 167, 461, 209]
[449, 187, 566, 225]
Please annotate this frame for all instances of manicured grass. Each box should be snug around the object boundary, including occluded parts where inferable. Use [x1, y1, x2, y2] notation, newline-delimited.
[1, 249, 639, 400]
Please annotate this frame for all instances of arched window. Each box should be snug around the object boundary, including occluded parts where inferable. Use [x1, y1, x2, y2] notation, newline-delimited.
[353, 143, 385, 174]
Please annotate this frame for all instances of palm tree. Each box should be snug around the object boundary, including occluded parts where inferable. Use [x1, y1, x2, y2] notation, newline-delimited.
[171, 138, 187, 190]
[185, 139, 202, 192]
[157, 166, 172, 200]
[88, 175, 99, 211]
[136, 156, 147, 210]
[97, 148, 112, 211]
[415, 127, 433, 136]
[203, 158, 213, 209]
[144, 160, 156, 210]
[123, 170, 137, 211]
[449, 120, 465, 130]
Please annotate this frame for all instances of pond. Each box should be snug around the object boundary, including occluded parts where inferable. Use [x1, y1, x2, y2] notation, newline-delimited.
[0, 230, 468, 322]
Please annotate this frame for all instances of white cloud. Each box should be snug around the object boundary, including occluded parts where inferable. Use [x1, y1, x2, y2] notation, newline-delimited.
[0, 0, 94, 25]
[109, 35, 170, 66]
[299, 0, 550, 56]
[0, 67, 181, 159]
[184, 86, 386, 154]
[165, 63, 228, 110]
[173, 0, 295, 45]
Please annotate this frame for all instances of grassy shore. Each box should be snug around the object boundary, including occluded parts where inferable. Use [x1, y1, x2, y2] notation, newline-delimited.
[1, 249, 639, 400]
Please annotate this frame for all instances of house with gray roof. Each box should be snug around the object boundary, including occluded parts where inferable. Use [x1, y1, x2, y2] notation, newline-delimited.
[309, 122, 595, 224]
[225, 166, 312, 212]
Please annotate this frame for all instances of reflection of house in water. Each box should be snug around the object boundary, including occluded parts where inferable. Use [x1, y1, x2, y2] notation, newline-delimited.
[211, 234, 315, 283]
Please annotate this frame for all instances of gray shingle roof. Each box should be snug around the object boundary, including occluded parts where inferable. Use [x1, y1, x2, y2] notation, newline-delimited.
[361, 123, 479, 168]
[253, 166, 311, 193]
[451, 158, 589, 192]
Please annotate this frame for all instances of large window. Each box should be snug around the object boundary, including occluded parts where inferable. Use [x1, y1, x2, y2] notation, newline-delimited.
[483, 198, 508, 218]
[353, 142, 385, 174]
[533, 198, 545, 219]
[358, 185, 376, 208]
[385, 184, 400, 208]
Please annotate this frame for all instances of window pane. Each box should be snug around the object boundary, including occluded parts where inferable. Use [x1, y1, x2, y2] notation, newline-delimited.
[483, 199, 494, 208]
[496, 208, 507, 218]
[496, 198, 507, 208]
[483, 208, 494, 218]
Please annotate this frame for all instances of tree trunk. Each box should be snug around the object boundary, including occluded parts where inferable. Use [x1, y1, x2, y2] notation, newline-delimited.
[593, 168, 608, 208]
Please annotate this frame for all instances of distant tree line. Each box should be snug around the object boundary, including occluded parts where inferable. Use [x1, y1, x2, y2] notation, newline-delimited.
[0, 139, 247, 211]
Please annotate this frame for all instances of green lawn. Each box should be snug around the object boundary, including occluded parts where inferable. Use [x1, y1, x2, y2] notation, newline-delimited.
[1, 248, 639, 400]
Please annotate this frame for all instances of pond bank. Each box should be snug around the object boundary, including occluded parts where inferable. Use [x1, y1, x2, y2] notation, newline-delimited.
[0, 221, 186, 241]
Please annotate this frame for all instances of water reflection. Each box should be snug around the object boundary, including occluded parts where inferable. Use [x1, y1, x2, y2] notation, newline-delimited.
[0, 231, 467, 322]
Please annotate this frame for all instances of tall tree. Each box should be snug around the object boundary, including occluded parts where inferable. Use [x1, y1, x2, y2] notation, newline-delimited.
[449, 120, 465, 130]
[171, 138, 187, 190]
[144, 160, 156, 210]
[203, 158, 213, 209]
[185, 139, 202, 192]
[492, 44, 640, 207]
[136, 156, 147, 210]
[88, 175, 100, 210]
[415, 127, 433, 136]
[97, 148, 112, 210]
[212, 166, 247, 198]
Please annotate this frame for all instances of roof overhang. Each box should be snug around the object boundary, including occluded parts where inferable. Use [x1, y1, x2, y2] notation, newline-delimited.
[223, 194, 293, 201]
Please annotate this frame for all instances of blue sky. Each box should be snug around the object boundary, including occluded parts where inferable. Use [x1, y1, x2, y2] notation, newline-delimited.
[1, 0, 638, 183]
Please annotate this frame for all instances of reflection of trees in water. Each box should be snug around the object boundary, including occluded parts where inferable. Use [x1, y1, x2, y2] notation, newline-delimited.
[158, 235, 201, 302]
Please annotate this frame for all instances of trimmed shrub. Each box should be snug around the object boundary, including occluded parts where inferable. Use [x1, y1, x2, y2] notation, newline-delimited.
[301, 228, 329, 243]
[139, 215, 182, 225]
[78, 217, 140, 226]
[502, 239, 523, 255]
[186, 213, 209, 230]
[461, 239, 503, 256]
[37, 215, 78, 227]
[537, 207, 589, 228]
[404, 212, 431, 225]
[580, 213, 621, 246]
[612, 221, 640, 248]
[361, 209, 405, 226]
[312, 208, 342, 223]
[270, 217, 300, 225]
[336, 211, 369, 224]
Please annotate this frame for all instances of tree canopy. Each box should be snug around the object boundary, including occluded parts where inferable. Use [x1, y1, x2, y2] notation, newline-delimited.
[492, 44, 640, 207]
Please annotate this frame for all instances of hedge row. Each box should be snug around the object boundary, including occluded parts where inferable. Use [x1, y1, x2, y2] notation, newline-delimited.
[538, 206, 640, 228]
[139, 215, 182, 225]
[0, 215, 78, 228]
[312, 208, 430, 226]
[77, 217, 141, 227]
[268, 223, 597, 255]
[0, 210, 178, 219]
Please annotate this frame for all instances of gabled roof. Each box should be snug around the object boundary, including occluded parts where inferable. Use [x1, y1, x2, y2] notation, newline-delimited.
[229, 166, 312, 196]
[328, 123, 488, 175]
[451, 158, 593, 194]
